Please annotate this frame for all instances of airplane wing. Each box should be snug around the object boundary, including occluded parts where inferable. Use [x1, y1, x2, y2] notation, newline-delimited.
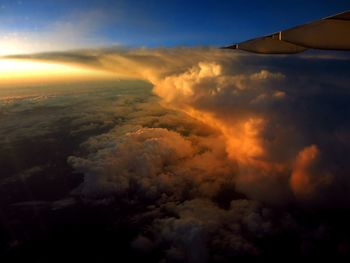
[223, 10, 350, 54]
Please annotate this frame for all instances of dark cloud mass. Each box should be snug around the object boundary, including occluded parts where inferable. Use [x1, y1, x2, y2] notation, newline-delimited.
[2, 48, 350, 262]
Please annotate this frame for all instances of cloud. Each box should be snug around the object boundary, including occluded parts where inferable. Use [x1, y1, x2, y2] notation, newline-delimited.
[132, 198, 300, 262]
[0, 9, 119, 56]
[68, 126, 237, 202]
[12, 48, 349, 206]
[10, 47, 350, 207]
[5, 47, 350, 261]
[290, 145, 332, 198]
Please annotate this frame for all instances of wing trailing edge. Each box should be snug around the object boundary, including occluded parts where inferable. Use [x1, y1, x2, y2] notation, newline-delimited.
[224, 10, 350, 54]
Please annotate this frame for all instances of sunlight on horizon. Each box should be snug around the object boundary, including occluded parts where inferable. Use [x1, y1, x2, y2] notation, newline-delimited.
[0, 59, 117, 85]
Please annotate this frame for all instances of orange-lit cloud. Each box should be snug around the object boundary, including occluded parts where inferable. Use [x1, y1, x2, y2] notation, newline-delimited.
[1, 50, 296, 203]
[290, 145, 319, 197]
[8, 47, 349, 205]
[150, 62, 287, 173]
[290, 145, 332, 198]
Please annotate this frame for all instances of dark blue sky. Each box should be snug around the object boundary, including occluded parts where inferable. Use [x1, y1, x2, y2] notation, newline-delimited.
[1, 0, 350, 52]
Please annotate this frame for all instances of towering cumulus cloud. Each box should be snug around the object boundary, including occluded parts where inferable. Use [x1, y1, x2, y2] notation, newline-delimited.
[15, 47, 350, 204]
[11, 48, 350, 261]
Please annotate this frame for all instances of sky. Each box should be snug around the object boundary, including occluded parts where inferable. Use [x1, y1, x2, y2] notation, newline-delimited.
[2, 1, 350, 261]
[1, 0, 350, 55]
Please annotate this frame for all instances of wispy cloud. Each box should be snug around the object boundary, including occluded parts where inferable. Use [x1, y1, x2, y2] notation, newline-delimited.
[0, 9, 120, 55]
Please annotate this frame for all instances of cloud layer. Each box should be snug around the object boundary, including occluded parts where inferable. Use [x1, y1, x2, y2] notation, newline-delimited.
[8, 47, 350, 261]
[33, 48, 347, 205]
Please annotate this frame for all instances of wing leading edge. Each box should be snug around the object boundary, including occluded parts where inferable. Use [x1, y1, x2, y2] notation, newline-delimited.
[223, 10, 350, 54]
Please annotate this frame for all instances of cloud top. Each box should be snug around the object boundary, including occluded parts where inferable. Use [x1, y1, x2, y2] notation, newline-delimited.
[11, 47, 350, 206]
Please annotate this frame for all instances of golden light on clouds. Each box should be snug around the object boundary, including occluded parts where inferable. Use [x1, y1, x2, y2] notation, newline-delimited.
[185, 107, 264, 162]
[2, 49, 339, 202]
[0, 59, 117, 85]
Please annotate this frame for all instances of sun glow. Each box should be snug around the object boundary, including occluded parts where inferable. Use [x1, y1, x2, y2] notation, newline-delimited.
[0, 59, 116, 85]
